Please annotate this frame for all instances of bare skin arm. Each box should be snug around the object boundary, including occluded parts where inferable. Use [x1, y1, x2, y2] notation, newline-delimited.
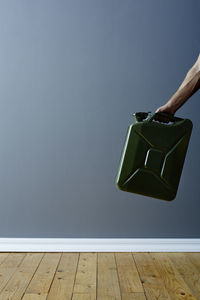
[156, 54, 200, 114]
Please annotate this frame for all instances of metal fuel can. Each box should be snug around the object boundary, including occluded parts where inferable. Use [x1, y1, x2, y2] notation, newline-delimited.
[115, 112, 193, 201]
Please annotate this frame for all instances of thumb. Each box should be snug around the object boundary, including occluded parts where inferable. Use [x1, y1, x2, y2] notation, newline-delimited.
[155, 108, 161, 113]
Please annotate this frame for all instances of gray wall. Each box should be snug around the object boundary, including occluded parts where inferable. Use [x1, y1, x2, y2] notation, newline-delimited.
[0, 0, 199, 238]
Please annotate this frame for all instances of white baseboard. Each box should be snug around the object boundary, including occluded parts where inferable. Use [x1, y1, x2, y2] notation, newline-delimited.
[0, 238, 199, 252]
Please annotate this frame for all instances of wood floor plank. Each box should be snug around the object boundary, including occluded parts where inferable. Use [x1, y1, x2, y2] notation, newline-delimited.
[0, 252, 199, 300]
[97, 253, 122, 300]
[0, 253, 44, 300]
[115, 253, 144, 293]
[21, 295, 46, 300]
[0, 253, 26, 293]
[72, 293, 96, 300]
[168, 253, 200, 300]
[47, 253, 79, 300]
[133, 253, 171, 300]
[72, 252, 96, 300]
[150, 253, 197, 300]
[121, 292, 146, 300]
[186, 253, 200, 272]
[21, 253, 61, 300]
[0, 253, 9, 265]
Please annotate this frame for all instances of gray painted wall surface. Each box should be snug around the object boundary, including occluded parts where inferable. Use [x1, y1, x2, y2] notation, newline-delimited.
[0, 0, 199, 238]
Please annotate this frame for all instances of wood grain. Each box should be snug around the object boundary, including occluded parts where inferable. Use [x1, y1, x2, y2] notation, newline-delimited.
[0, 252, 198, 300]
[150, 253, 196, 300]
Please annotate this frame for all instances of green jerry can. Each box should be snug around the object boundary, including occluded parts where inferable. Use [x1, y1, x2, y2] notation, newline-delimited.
[115, 112, 193, 201]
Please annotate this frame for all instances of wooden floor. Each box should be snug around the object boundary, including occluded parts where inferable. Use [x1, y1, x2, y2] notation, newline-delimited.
[0, 252, 199, 299]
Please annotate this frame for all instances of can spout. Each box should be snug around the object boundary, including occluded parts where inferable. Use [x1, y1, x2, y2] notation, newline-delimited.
[133, 112, 151, 122]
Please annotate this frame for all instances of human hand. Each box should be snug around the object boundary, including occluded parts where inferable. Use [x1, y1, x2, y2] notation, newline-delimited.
[154, 103, 176, 123]
[155, 103, 175, 115]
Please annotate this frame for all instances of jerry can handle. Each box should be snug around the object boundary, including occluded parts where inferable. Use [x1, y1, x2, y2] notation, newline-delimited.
[148, 112, 183, 123]
[133, 112, 183, 123]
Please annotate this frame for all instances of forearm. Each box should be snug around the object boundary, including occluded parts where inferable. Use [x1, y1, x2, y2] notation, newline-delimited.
[178, 55, 200, 90]
[166, 69, 200, 113]
[163, 54, 200, 114]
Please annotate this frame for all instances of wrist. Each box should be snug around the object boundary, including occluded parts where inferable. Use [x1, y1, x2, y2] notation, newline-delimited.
[164, 102, 177, 115]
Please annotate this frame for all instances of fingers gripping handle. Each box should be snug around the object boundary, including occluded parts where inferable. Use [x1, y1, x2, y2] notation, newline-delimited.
[133, 112, 183, 123]
[150, 112, 183, 123]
